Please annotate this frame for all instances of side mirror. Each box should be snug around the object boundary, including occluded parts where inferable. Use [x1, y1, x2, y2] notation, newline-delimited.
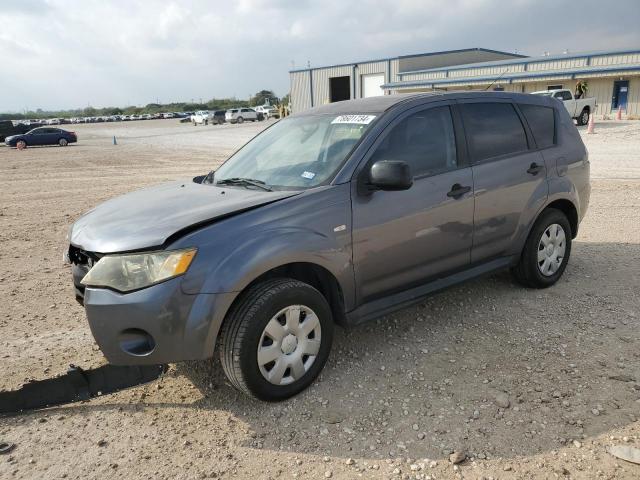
[368, 160, 413, 191]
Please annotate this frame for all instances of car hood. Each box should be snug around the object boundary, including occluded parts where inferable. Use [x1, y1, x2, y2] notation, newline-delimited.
[70, 180, 300, 253]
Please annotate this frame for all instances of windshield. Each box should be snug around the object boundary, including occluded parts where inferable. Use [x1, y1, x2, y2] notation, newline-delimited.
[213, 114, 375, 190]
[532, 91, 554, 97]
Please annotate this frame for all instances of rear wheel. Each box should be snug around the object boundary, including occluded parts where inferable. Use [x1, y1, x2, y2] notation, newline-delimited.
[237, 116, 244, 124]
[16, 140, 27, 150]
[59, 138, 68, 146]
[577, 109, 589, 126]
[220, 278, 333, 401]
[511, 208, 572, 288]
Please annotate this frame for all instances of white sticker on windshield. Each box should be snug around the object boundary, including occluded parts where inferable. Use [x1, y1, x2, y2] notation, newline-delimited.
[331, 114, 376, 125]
[301, 171, 316, 179]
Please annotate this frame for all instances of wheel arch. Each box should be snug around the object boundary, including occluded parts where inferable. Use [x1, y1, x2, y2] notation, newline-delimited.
[227, 262, 347, 327]
[544, 198, 579, 238]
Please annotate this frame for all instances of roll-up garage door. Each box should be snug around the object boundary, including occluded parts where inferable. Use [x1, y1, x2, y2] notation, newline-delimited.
[362, 73, 385, 98]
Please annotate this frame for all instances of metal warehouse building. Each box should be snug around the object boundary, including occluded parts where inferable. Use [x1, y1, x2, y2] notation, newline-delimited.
[290, 47, 640, 117]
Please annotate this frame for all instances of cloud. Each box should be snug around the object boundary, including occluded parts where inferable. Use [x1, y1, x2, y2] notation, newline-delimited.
[0, 0, 638, 111]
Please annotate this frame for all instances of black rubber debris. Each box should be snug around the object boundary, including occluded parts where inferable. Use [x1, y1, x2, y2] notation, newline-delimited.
[0, 364, 167, 415]
[0, 442, 16, 454]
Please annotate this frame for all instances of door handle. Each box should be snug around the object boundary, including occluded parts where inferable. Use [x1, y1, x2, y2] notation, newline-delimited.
[447, 184, 471, 199]
[527, 162, 544, 175]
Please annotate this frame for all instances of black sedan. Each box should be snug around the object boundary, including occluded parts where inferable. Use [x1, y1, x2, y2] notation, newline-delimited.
[5, 127, 78, 149]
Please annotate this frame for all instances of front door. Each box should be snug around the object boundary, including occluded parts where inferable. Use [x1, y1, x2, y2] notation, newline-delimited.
[612, 80, 629, 111]
[30, 128, 50, 145]
[458, 100, 548, 263]
[352, 103, 474, 304]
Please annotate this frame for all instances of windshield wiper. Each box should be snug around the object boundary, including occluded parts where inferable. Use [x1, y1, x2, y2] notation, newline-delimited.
[215, 177, 273, 191]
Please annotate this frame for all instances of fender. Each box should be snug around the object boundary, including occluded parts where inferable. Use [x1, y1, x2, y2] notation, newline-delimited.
[174, 183, 355, 304]
[200, 225, 354, 302]
[511, 185, 580, 259]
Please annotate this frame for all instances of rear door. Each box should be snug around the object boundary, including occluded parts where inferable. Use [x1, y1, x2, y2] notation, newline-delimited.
[352, 102, 474, 303]
[458, 100, 548, 263]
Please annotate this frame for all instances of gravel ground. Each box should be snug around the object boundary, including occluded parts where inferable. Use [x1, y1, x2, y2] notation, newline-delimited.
[0, 118, 639, 480]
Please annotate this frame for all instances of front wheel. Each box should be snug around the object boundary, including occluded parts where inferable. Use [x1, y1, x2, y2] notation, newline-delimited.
[59, 138, 68, 146]
[511, 208, 572, 288]
[16, 140, 27, 150]
[237, 116, 244, 124]
[220, 278, 334, 401]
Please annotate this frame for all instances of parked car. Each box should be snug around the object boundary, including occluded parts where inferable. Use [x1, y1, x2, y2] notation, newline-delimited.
[531, 89, 596, 126]
[254, 105, 279, 119]
[225, 107, 258, 123]
[5, 127, 77, 148]
[192, 110, 210, 125]
[67, 92, 590, 400]
[210, 110, 226, 125]
[162, 112, 175, 119]
[0, 120, 24, 142]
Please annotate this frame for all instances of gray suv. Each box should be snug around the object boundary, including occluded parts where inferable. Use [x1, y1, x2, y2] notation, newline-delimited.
[67, 92, 590, 400]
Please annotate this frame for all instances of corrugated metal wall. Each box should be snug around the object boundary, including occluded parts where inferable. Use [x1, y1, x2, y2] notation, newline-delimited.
[312, 65, 353, 106]
[290, 71, 311, 113]
[448, 63, 525, 78]
[591, 53, 640, 66]
[290, 59, 404, 110]
[527, 58, 588, 71]
[290, 51, 640, 116]
[518, 78, 639, 116]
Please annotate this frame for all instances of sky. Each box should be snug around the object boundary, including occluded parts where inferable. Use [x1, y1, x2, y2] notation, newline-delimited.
[1, 0, 639, 112]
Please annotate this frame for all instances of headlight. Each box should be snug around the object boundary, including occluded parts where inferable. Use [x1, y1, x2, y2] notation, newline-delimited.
[81, 248, 197, 292]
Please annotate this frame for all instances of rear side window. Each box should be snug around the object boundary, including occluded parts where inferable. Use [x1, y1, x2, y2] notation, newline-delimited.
[371, 105, 457, 177]
[460, 102, 528, 162]
[519, 104, 555, 149]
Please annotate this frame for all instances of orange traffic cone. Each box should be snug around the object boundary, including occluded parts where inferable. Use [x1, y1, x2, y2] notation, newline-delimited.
[587, 110, 595, 134]
[616, 105, 623, 120]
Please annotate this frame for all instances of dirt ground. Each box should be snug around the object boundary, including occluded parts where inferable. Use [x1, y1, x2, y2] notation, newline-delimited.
[0, 118, 639, 480]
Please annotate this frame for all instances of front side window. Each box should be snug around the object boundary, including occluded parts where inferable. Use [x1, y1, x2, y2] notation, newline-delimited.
[214, 114, 374, 189]
[370, 106, 457, 177]
[460, 102, 528, 162]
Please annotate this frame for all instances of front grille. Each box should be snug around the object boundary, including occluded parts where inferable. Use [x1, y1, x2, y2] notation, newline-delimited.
[68, 245, 101, 305]
[68, 245, 101, 266]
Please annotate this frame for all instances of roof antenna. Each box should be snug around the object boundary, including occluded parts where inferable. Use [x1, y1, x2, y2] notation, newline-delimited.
[484, 68, 509, 91]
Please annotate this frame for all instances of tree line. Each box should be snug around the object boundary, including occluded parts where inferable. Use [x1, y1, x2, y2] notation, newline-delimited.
[0, 90, 289, 120]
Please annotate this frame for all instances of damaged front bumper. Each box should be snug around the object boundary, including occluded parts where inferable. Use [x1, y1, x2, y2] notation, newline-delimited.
[69, 247, 236, 366]
[81, 276, 237, 365]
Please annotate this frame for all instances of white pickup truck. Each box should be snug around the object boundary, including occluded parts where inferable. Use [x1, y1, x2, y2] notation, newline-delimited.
[531, 89, 596, 125]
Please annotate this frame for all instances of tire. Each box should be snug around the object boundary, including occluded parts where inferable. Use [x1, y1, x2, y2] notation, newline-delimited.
[511, 208, 572, 288]
[220, 278, 334, 401]
[59, 138, 68, 146]
[577, 109, 589, 126]
[16, 140, 27, 150]
[237, 116, 244, 124]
